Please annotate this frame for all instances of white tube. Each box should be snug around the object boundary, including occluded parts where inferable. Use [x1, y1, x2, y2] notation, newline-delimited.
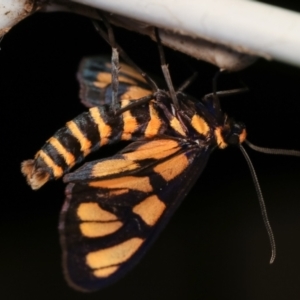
[71, 0, 300, 67]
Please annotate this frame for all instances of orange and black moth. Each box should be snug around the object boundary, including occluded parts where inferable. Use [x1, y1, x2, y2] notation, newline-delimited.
[21, 56, 247, 292]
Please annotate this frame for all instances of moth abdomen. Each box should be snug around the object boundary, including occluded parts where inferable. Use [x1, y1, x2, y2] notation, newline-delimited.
[21, 106, 122, 189]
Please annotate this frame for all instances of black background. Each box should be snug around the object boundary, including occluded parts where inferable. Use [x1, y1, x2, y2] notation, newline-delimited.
[1, 6, 300, 300]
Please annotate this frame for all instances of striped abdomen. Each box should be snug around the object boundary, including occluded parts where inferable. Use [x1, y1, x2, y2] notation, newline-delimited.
[21, 99, 168, 190]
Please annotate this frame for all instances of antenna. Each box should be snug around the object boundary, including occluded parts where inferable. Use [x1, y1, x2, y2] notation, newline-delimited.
[239, 144, 276, 264]
[245, 140, 300, 157]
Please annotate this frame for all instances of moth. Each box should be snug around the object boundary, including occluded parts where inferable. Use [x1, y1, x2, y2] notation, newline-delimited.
[21, 26, 299, 291]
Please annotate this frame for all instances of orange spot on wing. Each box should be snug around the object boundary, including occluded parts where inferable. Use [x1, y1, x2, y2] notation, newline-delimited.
[133, 195, 166, 226]
[119, 62, 147, 83]
[89, 176, 153, 193]
[122, 139, 180, 161]
[93, 266, 119, 278]
[108, 189, 129, 197]
[101, 61, 148, 84]
[94, 72, 111, 88]
[80, 221, 123, 238]
[120, 86, 151, 100]
[77, 202, 118, 221]
[153, 153, 189, 181]
[86, 238, 144, 269]
[91, 159, 139, 177]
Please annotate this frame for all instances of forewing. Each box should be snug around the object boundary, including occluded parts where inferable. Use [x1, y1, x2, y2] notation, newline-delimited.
[59, 137, 210, 291]
[77, 56, 152, 107]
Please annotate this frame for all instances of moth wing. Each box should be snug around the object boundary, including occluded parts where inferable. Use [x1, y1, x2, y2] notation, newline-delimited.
[59, 137, 210, 291]
[77, 56, 152, 108]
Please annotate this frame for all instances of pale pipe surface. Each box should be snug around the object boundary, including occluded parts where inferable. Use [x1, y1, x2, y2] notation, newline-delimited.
[72, 0, 300, 67]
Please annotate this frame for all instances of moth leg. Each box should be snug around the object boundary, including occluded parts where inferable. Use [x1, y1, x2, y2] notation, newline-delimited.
[204, 87, 249, 101]
[90, 16, 119, 113]
[115, 94, 155, 116]
[92, 19, 159, 96]
[99, 19, 157, 116]
[177, 72, 198, 93]
[203, 69, 248, 103]
[154, 28, 179, 108]
[100, 16, 120, 114]
[198, 70, 224, 122]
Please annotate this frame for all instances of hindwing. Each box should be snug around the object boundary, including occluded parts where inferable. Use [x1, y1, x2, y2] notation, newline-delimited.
[77, 56, 152, 108]
[59, 137, 210, 291]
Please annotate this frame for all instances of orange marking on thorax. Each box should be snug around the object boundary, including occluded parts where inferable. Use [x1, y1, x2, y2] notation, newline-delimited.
[191, 114, 210, 136]
[214, 127, 227, 149]
[239, 128, 247, 143]
[144, 102, 162, 137]
[170, 117, 186, 136]
[121, 100, 139, 140]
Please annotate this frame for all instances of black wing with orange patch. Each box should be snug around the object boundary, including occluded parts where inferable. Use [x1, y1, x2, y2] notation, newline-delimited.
[59, 137, 210, 291]
[77, 56, 152, 108]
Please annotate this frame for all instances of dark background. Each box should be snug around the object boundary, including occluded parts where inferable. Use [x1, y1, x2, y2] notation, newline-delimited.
[1, 5, 300, 300]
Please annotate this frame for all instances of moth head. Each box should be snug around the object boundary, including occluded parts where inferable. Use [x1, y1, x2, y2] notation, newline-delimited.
[215, 119, 247, 149]
[223, 120, 247, 146]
